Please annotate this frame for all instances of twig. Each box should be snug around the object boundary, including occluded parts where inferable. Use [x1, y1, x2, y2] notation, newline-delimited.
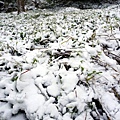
[75, 90, 77, 98]
[34, 82, 49, 100]
[97, 33, 116, 37]
[106, 38, 118, 41]
[84, 111, 87, 120]
[61, 36, 74, 44]
[107, 52, 120, 65]
[92, 56, 120, 73]
[34, 47, 83, 52]
[21, 69, 31, 75]
[112, 87, 120, 101]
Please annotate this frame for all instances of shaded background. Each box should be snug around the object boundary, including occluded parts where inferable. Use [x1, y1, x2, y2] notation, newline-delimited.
[0, 0, 119, 13]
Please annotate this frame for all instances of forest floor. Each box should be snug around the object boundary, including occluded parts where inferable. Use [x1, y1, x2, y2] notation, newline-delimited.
[0, 3, 120, 120]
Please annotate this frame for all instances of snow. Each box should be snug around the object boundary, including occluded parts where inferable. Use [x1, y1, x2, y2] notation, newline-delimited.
[47, 83, 60, 97]
[0, 4, 120, 120]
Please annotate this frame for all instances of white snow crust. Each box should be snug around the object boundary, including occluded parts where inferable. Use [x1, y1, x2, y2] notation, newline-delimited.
[0, 4, 120, 120]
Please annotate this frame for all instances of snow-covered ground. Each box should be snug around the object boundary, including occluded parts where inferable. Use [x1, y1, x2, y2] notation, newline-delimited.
[0, 5, 120, 120]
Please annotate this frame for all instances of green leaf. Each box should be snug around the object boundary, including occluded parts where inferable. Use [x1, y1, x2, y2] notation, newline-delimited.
[32, 58, 38, 64]
[20, 32, 24, 40]
[81, 66, 84, 72]
[11, 76, 18, 81]
[87, 71, 96, 76]
[87, 71, 102, 81]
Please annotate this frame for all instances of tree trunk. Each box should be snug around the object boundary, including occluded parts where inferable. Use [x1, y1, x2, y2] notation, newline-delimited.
[17, 0, 26, 14]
